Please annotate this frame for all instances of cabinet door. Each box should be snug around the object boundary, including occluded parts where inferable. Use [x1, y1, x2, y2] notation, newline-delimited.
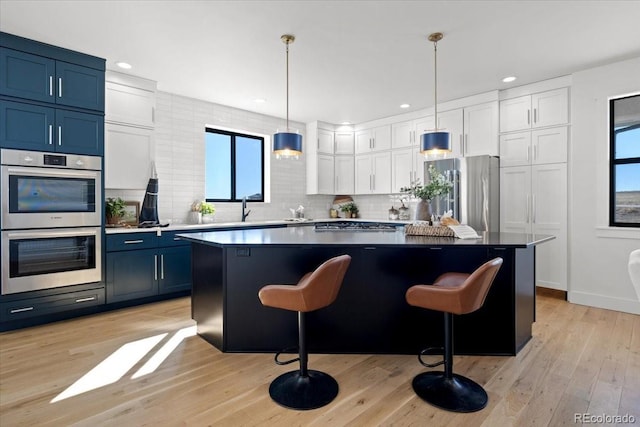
[500, 166, 531, 234]
[531, 126, 568, 165]
[372, 125, 392, 151]
[56, 109, 104, 155]
[317, 129, 334, 154]
[105, 123, 152, 189]
[159, 246, 192, 294]
[464, 102, 498, 157]
[355, 129, 372, 154]
[334, 131, 354, 154]
[392, 148, 414, 193]
[106, 249, 158, 303]
[532, 163, 567, 290]
[414, 115, 434, 138]
[437, 109, 463, 158]
[532, 88, 568, 129]
[355, 154, 373, 193]
[105, 81, 155, 128]
[55, 61, 105, 111]
[0, 100, 55, 150]
[317, 154, 335, 194]
[372, 151, 392, 193]
[499, 131, 531, 167]
[0, 48, 55, 103]
[499, 95, 531, 133]
[335, 155, 354, 194]
[392, 120, 414, 149]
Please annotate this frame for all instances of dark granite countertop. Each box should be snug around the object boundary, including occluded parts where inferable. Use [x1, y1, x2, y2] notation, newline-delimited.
[178, 227, 554, 248]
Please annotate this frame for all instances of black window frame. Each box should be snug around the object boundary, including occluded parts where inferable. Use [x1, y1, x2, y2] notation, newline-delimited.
[204, 128, 265, 203]
[609, 93, 640, 227]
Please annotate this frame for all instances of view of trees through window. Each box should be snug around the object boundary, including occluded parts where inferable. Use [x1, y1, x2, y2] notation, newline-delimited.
[205, 129, 264, 202]
[610, 94, 640, 226]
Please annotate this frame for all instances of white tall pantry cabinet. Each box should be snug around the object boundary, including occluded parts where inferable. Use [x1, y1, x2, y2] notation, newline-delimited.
[499, 86, 569, 291]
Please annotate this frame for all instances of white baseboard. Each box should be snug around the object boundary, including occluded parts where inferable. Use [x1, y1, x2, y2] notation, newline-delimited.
[567, 291, 640, 315]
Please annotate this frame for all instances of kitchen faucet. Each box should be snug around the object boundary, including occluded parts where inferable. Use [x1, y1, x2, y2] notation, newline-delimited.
[241, 197, 251, 222]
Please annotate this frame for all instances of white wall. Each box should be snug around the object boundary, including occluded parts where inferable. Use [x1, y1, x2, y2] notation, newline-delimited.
[568, 56, 640, 314]
[107, 92, 334, 223]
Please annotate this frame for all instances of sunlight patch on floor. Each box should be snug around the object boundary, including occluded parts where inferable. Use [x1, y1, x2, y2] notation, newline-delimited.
[131, 325, 197, 379]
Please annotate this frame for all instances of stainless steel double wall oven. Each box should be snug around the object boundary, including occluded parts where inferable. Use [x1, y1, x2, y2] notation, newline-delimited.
[1, 148, 102, 295]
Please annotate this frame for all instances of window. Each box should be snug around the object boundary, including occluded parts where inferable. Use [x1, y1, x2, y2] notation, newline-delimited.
[610, 93, 640, 227]
[205, 128, 264, 202]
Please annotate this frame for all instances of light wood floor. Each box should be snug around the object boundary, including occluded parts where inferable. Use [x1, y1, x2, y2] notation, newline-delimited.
[1, 292, 638, 426]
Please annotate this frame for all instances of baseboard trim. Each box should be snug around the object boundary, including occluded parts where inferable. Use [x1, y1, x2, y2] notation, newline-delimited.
[536, 287, 567, 300]
[568, 291, 640, 315]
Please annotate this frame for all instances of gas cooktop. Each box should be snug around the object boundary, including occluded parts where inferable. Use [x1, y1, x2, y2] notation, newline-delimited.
[314, 222, 398, 232]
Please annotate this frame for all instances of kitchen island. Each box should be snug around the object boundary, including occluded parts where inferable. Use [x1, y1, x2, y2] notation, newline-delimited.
[179, 227, 553, 356]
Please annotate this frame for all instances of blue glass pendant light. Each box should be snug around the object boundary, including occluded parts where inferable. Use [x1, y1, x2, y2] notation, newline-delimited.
[273, 34, 302, 159]
[420, 32, 451, 159]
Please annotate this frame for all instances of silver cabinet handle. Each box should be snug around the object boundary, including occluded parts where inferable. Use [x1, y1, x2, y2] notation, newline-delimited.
[49, 76, 53, 96]
[533, 108, 537, 124]
[49, 125, 53, 145]
[124, 239, 144, 244]
[58, 77, 62, 98]
[526, 194, 530, 224]
[335, 175, 338, 192]
[464, 134, 468, 155]
[460, 135, 463, 155]
[532, 194, 536, 224]
[154, 255, 158, 280]
[372, 174, 376, 191]
[369, 174, 373, 191]
[58, 126, 62, 146]
[10, 306, 34, 314]
[527, 109, 531, 125]
[533, 144, 538, 161]
[527, 146, 531, 163]
[161, 254, 165, 280]
[317, 137, 320, 150]
[75, 297, 96, 303]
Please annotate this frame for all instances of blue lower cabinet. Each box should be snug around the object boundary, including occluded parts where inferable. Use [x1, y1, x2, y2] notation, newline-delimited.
[106, 248, 158, 303]
[159, 246, 192, 294]
[105, 232, 194, 304]
[0, 287, 104, 322]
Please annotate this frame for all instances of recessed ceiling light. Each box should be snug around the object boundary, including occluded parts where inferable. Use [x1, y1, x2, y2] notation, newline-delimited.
[502, 76, 517, 83]
[400, 103, 410, 109]
[341, 121, 351, 125]
[254, 98, 266, 103]
[116, 62, 132, 70]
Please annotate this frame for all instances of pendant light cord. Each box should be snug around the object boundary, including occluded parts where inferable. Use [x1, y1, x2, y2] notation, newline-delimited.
[285, 40, 290, 131]
[433, 38, 438, 131]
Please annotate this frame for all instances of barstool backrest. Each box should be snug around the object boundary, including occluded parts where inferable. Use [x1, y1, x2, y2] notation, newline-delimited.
[298, 255, 351, 312]
[454, 257, 503, 314]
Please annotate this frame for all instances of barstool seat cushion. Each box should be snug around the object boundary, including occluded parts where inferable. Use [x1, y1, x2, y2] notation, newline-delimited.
[259, 255, 351, 313]
[406, 258, 503, 315]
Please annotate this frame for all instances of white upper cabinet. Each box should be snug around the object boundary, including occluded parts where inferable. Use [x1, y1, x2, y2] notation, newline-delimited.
[335, 155, 355, 194]
[463, 101, 499, 157]
[500, 126, 568, 167]
[355, 125, 391, 153]
[391, 120, 414, 149]
[436, 109, 463, 158]
[317, 128, 334, 154]
[500, 88, 568, 133]
[317, 154, 335, 194]
[334, 131, 354, 155]
[105, 71, 156, 129]
[355, 151, 391, 194]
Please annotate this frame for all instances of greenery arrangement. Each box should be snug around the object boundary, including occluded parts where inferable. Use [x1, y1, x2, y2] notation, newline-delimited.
[191, 200, 216, 215]
[340, 201, 359, 217]
[400, 165, 452, 201]
[105, 197, 126, 219]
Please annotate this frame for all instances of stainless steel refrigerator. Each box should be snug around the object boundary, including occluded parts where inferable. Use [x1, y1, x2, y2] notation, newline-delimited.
[425, 155, 500, 232]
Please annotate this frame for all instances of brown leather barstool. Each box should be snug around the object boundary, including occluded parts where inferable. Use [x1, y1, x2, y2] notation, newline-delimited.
[405, 257, 503, 412]
[258, 254, 351, 410]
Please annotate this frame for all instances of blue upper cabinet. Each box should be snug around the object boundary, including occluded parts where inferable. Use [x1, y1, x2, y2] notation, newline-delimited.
[55, 61, 104, 111]
[0, 49, 56, 104]
[0, 48, 105, 112]
[55, 109, 104, 155]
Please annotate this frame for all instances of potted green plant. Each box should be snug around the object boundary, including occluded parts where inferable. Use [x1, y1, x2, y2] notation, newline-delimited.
[400, 165, 452, 221]
[199, 201, 216, 223]
[340, 201, 359, 218]
[105, 197, 126, 225]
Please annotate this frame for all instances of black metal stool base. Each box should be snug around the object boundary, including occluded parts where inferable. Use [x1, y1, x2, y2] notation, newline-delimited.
[269, 369, 338, 410]
[412, 371, 488, 413]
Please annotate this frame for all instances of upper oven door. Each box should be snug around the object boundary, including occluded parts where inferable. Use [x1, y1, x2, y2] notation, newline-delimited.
[1, 165, 102, 229]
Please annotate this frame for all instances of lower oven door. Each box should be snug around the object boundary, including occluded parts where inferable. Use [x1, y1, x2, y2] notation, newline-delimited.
[1, 227, 102, 295]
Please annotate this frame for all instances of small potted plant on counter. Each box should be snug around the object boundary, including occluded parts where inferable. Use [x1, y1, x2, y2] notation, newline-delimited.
[199, 201, 216, 223]
[105, 197, 126, 225]
[340, 201, 359, 218]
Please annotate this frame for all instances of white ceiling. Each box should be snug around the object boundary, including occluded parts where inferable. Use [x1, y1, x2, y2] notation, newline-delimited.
[2, 1, 640, 125]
